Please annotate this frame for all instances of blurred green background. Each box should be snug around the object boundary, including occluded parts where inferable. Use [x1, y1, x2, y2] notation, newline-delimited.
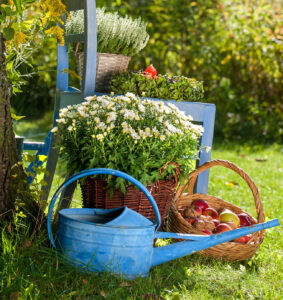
[11, 0, 283, 142]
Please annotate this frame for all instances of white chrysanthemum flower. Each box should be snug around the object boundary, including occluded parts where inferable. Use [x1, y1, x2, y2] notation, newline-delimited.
[152, 127, 159, 136]
[107, 102, 115, 110]
[96, 134, 104, 141]
[97, 122, 106, 130]
[68, 125, 73, 131]
[168, 103, 178, 111]
[56, 118, 67, 124]
[138, 103, 145, 113]
[101, 99, 111, 108]
[131, 131, 140, 140]
[160, 135, 166, 141]
[122, 122, 128, 128]
[123, 109, 136, 120]
[163, 106, 171, 114]
[85, 96, 94, 101]
[125, 92, 137, 100]
[51, 127, 58, 133]
[191, 124, 204, 135]
[167, 124, 178, 133]
[106, 112, 117, 123]
[120, 96, 131, 103]
[78, 111, 87, 117]
[94, 117, 100, 123]
[66, 111, 76, 118]
[59, 108, 68, 118]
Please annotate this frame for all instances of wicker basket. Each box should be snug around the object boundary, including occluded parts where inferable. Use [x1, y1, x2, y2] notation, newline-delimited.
[81, 163, 180, 227]
[76, 52, 131, 93]
[167, 159, 265, 261]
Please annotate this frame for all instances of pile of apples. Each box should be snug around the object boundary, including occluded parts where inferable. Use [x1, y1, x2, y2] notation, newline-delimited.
[181, 199, 256, 243]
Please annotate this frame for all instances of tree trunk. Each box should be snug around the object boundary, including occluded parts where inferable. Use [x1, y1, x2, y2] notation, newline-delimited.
[0, 32, 39, 220]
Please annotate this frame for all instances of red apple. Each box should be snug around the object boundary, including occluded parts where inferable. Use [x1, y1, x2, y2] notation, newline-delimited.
[192, 199, 209, 211]
[185, 217, 198, 225]
[238, 213, 253, 226]
[224, 221, 236, 230]
[234, 234, 251, 244]
[202, 229, 212, 235]
[193, 206, 202, 216]
[214, 223, 232, 234]
[212, 219, 220, 227]
[203, 207, 219, 219]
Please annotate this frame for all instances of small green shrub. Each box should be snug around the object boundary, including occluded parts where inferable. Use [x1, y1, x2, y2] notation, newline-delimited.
[66, 8, 149, 56]
[110, 71, 204, 102]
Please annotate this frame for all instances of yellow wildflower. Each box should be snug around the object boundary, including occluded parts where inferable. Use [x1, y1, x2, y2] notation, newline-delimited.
[14, 32, 29, 49]
[45, 26, 64, 46]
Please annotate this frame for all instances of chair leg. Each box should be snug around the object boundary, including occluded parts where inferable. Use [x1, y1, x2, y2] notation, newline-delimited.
[40, 139, 60, 203]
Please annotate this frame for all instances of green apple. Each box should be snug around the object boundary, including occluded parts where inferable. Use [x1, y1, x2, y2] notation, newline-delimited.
[219, 209, 240, 228]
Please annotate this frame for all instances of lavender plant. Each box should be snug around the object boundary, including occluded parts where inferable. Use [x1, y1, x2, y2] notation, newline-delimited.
[66, 8, 149, 56]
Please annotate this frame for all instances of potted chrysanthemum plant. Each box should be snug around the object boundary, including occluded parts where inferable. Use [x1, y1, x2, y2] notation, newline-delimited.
[54, 93, 203, 224]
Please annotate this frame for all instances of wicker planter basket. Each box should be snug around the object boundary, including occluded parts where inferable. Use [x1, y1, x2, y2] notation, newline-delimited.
[167, 160, 265, 261]
[81, 164, 180, 227]
[76, 52, 131, 93]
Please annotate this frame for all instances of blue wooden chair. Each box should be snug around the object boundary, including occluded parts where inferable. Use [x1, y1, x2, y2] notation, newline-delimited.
[23, 0, 216, 204]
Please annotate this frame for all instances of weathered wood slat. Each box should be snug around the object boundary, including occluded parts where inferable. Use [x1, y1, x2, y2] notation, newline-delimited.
[64, 0, 84, 11]
[65, 33, 85, 44]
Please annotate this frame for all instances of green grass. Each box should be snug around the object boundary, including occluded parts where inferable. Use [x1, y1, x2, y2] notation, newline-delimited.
[1, 142, 282, 299]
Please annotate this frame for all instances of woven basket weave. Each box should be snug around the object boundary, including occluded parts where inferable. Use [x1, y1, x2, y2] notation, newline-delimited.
[81, 163, 180, 227]
[76, 52, 131, 93]
[167, 160, 265, 261]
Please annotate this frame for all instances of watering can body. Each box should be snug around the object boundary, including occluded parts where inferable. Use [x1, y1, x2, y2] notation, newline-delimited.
[56, 207, 156, 278]
[48, 168, 279, 279]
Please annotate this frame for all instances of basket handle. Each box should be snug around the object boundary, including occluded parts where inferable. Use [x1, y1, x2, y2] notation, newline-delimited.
[175, 159, 265, 223]
[47, 168, 162, 248]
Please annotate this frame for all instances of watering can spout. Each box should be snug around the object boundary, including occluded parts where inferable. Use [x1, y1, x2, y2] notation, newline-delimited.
[152, 219, 279, 267]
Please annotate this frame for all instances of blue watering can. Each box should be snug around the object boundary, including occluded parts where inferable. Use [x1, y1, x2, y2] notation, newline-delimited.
[47, 169, 279, 279]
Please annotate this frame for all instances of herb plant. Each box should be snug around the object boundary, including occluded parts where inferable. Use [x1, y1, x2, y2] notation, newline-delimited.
[110, 71, 204, 102]
[54, 93, 203, 192]
[66, 8, 149, 56]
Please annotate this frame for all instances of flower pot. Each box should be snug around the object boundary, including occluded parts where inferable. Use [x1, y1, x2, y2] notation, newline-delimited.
[80, 163, 180, 228]
[76, 52, 131, 92]
[80, 177, 177, 228]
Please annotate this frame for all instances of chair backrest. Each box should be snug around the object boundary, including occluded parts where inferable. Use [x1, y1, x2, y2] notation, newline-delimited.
[57, 0, 97, 97]
[55, 0, 216, 194]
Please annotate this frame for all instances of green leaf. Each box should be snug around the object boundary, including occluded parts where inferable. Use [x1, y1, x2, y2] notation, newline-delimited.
[3, 27, 15, 41]
[13, 0, 22, 15]
[11, 113, 25, 121]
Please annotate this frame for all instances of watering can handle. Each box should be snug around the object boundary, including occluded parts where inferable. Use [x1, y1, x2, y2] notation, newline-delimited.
[47, 168, 162, 247]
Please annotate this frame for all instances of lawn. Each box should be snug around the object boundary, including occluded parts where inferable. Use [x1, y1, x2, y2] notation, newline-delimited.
[1, 131, 282, 299]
